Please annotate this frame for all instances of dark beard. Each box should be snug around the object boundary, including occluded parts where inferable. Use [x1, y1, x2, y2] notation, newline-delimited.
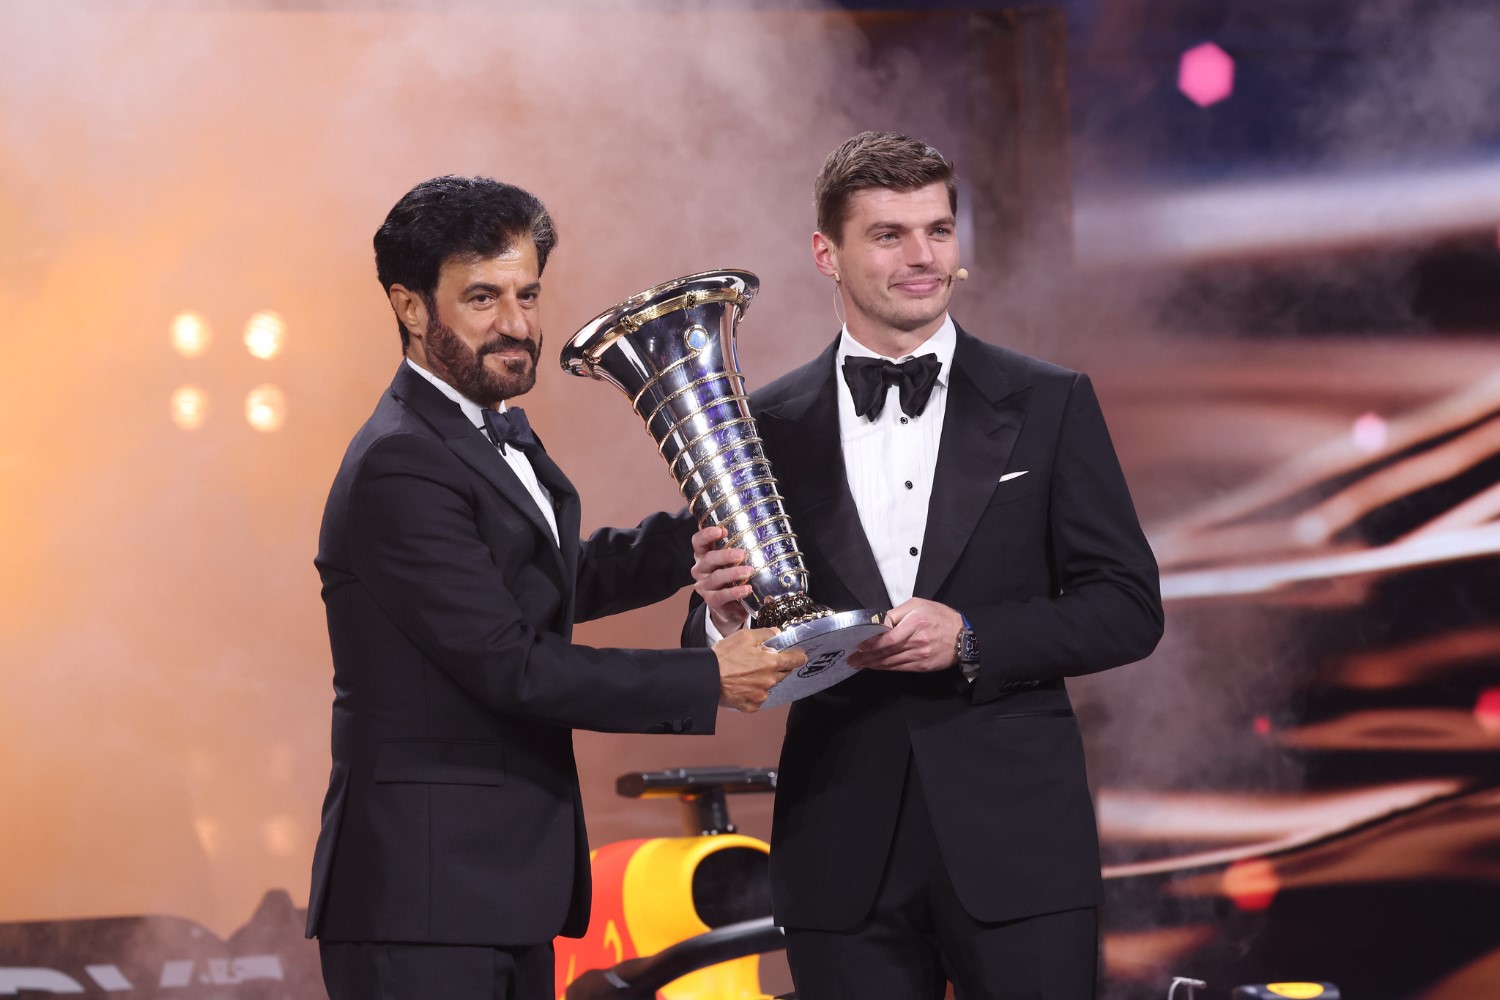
[424, 315, 541, 406]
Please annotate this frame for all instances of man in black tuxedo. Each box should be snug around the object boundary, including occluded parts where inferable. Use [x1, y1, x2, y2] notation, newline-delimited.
[308, 176, 802, 1000]
[690, 133, 1163, 998]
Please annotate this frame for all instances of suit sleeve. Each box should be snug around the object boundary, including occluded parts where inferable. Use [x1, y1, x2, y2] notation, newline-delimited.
[574, 506, 698, 623]
[967, 373, 1163, 704]
[682, 593, 711, 649]
[347, 432, 721, 732]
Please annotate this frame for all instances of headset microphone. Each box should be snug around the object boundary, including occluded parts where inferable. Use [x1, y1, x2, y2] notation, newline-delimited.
[955, 267, 969, 281]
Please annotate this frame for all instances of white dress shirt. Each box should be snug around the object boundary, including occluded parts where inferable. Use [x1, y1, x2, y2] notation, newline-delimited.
[836, 315, 954, 608]
[404, 358, 560, 546]
[706, 314, 956, 642]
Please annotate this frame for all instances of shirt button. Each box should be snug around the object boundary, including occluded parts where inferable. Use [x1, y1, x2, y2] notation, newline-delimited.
[909, 546, 919, 556]
[904, 480, 913, 490]
[900, 417, 909, 425]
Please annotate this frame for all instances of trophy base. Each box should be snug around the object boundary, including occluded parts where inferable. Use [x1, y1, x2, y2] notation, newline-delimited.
[762, 609, 889, 707]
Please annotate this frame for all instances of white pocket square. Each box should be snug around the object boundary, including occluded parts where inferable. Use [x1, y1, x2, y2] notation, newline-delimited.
[998, 471, 1029, 482]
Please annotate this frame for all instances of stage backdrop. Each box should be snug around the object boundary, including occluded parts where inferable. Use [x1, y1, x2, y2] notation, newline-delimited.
[2, 2, 1498, 998]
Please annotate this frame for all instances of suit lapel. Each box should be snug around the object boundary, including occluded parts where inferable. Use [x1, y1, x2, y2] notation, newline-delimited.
[527, 442, 582, 595]
[913, 327, 1032, 599]
[391, 365, 569, 581]
[760, 342, 892, 612]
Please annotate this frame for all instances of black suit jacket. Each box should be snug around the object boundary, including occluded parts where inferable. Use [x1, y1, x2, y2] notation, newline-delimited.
[690, 326, 1162, 929]
[308, 363, 719, 947]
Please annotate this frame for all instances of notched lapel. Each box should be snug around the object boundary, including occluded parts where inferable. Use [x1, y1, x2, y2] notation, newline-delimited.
[527, 444, 582, 586]
[446, 436, 568, 580]
[913, 346, 1033, 600]
[391, 363, 570, 581]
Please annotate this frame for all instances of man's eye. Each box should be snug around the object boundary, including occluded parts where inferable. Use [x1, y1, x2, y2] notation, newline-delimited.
[932, 227, 952, 237]
[472, 295, 494, 305]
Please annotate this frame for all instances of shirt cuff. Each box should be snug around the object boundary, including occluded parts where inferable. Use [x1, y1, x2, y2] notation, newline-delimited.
[704, 611, 743, 646]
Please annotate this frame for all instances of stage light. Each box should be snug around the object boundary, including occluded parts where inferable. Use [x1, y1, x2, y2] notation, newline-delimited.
[193, 817, 222, 858]
[245, 385, 286, 432]
[171, 312, 211, 357]
[1351, 412, 1388, 454]
[1474, 688, 1500, 735]
[170, 386, 209, 430]
[261, 816, 300, 857]
[1222, 858, 1279, 911]
[1254, 715, 1272, 736]
[1178, 42, 1235, 108]
[243, 310, 286, 360]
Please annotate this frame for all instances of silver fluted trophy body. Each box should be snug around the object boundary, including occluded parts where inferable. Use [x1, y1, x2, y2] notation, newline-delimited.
[562, 269, 886, 706]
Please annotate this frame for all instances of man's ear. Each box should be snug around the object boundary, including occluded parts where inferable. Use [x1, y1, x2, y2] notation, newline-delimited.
[388, 284, 429, 347]
[812, 231, 841, 282]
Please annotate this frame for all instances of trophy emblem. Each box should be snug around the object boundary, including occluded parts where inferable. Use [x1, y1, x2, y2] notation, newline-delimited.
[562, 269, 887, 706]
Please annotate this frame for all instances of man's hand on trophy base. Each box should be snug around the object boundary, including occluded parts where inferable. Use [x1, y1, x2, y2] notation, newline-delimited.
[714, 626, 807, 713]
[691, 525, 753, 635]
[846, 598, 962, 672]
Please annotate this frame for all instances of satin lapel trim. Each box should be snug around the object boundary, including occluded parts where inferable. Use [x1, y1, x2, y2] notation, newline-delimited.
[527, 444, 582, 586]
[389, 364, 569, 578]
[760, 361, 892, 613]
[913, 348, 1032, 600]
[447, 437, 569, 580]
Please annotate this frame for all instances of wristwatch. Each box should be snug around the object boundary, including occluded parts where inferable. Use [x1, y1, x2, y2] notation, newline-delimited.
[955, 613, 979, 666]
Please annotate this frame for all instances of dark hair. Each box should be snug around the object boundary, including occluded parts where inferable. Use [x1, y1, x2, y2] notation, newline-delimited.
[374, 175, 558, 350]
[814, 131, 957, 245]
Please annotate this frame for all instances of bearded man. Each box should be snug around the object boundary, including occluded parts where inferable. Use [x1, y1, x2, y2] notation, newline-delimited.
[308, 175, 800, 1000]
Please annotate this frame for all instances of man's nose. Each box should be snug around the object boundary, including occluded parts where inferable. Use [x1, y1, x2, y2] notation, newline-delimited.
[492, 300, 529, 339]
[904, 234, 936, 267]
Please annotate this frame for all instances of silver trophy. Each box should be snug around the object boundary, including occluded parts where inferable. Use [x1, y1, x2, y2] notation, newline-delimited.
[562, 269, 887, 706]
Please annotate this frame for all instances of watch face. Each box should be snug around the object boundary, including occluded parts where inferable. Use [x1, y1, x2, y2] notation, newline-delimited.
[959, 629, 980, 663]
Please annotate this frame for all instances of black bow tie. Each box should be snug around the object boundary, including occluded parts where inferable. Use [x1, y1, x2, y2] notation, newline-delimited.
[482, 407, 540, 455]
[841, 354, 942, 420]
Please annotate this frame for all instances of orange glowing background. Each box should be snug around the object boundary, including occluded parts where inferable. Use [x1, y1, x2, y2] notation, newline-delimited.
[8, 5, 1500, 998]
[0, 2, 957, 935]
